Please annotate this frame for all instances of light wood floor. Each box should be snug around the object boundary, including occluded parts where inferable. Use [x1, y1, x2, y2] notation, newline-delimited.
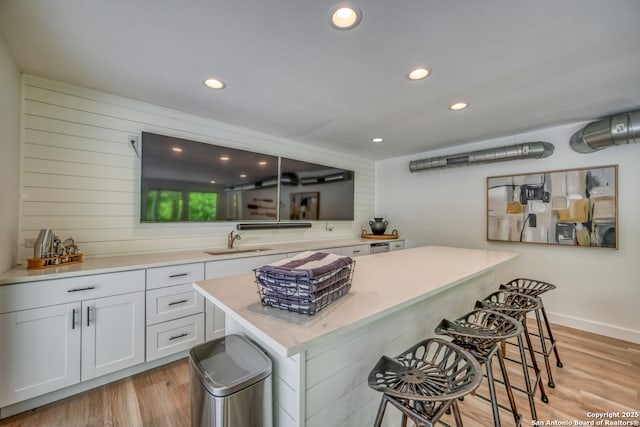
[1, 322, 638, 427]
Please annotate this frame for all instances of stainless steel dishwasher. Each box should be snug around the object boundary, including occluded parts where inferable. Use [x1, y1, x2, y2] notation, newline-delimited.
[370, 242, 390, 254]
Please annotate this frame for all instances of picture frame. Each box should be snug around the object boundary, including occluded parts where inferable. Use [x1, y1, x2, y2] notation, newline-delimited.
[486, 165, 618, 249]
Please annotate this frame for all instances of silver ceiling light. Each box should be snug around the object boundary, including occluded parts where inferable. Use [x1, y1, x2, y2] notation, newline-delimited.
[570, 109, 640, 153]
[409, 141, 554, 172]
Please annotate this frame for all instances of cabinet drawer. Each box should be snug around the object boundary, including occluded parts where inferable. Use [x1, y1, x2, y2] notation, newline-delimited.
[341, 244, 370, 257]
[146, 283, 204, 325]
[0, 270, 145, 314]
[146, 313, 204, 361]
[146, 263, 204, 290]
[389, 241, 405, 251]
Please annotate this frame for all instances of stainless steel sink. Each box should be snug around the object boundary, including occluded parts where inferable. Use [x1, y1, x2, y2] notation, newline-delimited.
[204, 247, 273, 256]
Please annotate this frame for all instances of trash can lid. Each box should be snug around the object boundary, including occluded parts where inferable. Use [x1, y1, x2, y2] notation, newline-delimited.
[189, 334, 272, 397]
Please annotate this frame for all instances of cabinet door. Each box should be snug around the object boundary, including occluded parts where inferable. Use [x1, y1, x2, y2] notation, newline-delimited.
[81, 292, 145, 381]
[0, 303, 81, 407]
[204, 300, 226, 341]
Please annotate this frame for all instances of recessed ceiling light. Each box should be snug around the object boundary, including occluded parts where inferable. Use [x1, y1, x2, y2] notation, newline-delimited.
[210, 180, 216, 184]
[219, 156, 230, 161]
[449, 102, 469, 111]
[258, 161, 267, 166]
[172, 147, 183, 153]
[330, 5, 362, 30]
[408, 68, 430, 80]
[372, 137, 383, 143]
[204, 78, 226, 89]
[240, 174, 247, 178]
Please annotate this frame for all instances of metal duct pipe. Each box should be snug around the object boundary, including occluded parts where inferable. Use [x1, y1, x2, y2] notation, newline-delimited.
[570, 110, 640, 153]
[408, 141, 554, 173]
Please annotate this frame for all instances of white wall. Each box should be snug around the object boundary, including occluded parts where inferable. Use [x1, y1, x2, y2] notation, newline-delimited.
[17, 75, 374, 261]
[0, 36, 21, 273]
[376, 123, 640, 343]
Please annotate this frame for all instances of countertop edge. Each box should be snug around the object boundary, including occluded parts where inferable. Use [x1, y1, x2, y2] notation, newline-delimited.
[0, 238, 386, 285]
[194, 247, 519, 357]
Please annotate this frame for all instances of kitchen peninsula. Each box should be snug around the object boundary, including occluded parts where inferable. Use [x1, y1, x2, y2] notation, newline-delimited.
[194, 245, 518, 427]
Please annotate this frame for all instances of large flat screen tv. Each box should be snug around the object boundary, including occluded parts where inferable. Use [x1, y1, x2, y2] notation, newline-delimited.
[140, 132, 355, 222]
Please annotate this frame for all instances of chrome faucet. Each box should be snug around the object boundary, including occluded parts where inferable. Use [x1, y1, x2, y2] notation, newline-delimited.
[227, 230, 241, 249]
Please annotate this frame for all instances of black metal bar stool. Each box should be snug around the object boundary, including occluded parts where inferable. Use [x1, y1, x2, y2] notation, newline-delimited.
[368, 338, 483, 427]
[435, 309, 523, 427]
[475, 291, 549, 421]
[500, 278, 563, 388]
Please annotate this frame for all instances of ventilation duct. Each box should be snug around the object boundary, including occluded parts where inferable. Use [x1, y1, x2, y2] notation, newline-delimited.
[408, 141, 554, 173]
[570, 110, 640, 153]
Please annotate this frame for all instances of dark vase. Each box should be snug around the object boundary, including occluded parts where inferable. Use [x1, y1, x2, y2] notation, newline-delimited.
[369, 217, 388, 235]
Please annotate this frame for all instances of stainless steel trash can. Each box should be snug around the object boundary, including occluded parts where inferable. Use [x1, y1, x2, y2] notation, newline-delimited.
[190, 334, 272, 427]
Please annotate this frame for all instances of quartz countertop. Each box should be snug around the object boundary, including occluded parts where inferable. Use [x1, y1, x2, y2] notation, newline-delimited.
[0, 238, 376, 285]
[194, 245, 519, 358]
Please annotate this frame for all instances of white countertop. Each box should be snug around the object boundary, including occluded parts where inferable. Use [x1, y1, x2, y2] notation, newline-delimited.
[0, 238, 377, 285]
[194, 245, 518, 358]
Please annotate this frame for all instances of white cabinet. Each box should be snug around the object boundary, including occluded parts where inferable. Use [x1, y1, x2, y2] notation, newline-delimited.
[145, 263, 205, 362]
[0, 303, 81, 407]
[204, 253, 286, 340]
[0, 270, 145, 407]
[340, 244, 370, 257]
[204, 300, 226, 341]
[81, 292, 145, 381]
[389, 240, 405, 251]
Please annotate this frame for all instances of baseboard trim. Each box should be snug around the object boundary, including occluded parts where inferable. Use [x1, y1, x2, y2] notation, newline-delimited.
[547, 311, 639, 344]
[0, 351, 188, 419]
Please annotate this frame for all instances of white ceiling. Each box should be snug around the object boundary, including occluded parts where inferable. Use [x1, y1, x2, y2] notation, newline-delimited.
[1, 0, 639, 160]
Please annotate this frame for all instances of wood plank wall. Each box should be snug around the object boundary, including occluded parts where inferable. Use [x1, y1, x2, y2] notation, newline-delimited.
[18, 75, 375, 262]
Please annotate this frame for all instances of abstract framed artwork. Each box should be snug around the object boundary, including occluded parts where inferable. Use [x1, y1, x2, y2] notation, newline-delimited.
[487, 165, 618, 248]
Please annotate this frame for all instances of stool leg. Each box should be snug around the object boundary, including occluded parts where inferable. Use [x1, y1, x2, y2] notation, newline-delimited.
[540, 302, 563, 368]
[523, 323, 549, 404]
[534, 308, 555, 388]
[485, 356, 502, 427]
[373, 395, 389, 427]
[516, 333, 539, 420]
[401, 412, 408, 427]
[496, 345, 522, 426]
[451, 400, 464, 427]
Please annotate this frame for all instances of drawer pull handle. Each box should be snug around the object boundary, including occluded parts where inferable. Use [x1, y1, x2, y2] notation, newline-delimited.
[72, 308, 77, 330]
[169, 273, 189, 278]
[352, 250, 361, 253]
[67, 286, 96, 293]
[168, 299, 189, 306]
[169, 332, 188, 341]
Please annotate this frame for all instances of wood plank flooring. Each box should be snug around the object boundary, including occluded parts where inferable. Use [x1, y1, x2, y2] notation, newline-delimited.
[1, 322, 638, 427]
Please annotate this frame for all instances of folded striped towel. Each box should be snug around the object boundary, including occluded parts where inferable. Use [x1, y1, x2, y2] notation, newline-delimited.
[256, 251, 354, 279]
